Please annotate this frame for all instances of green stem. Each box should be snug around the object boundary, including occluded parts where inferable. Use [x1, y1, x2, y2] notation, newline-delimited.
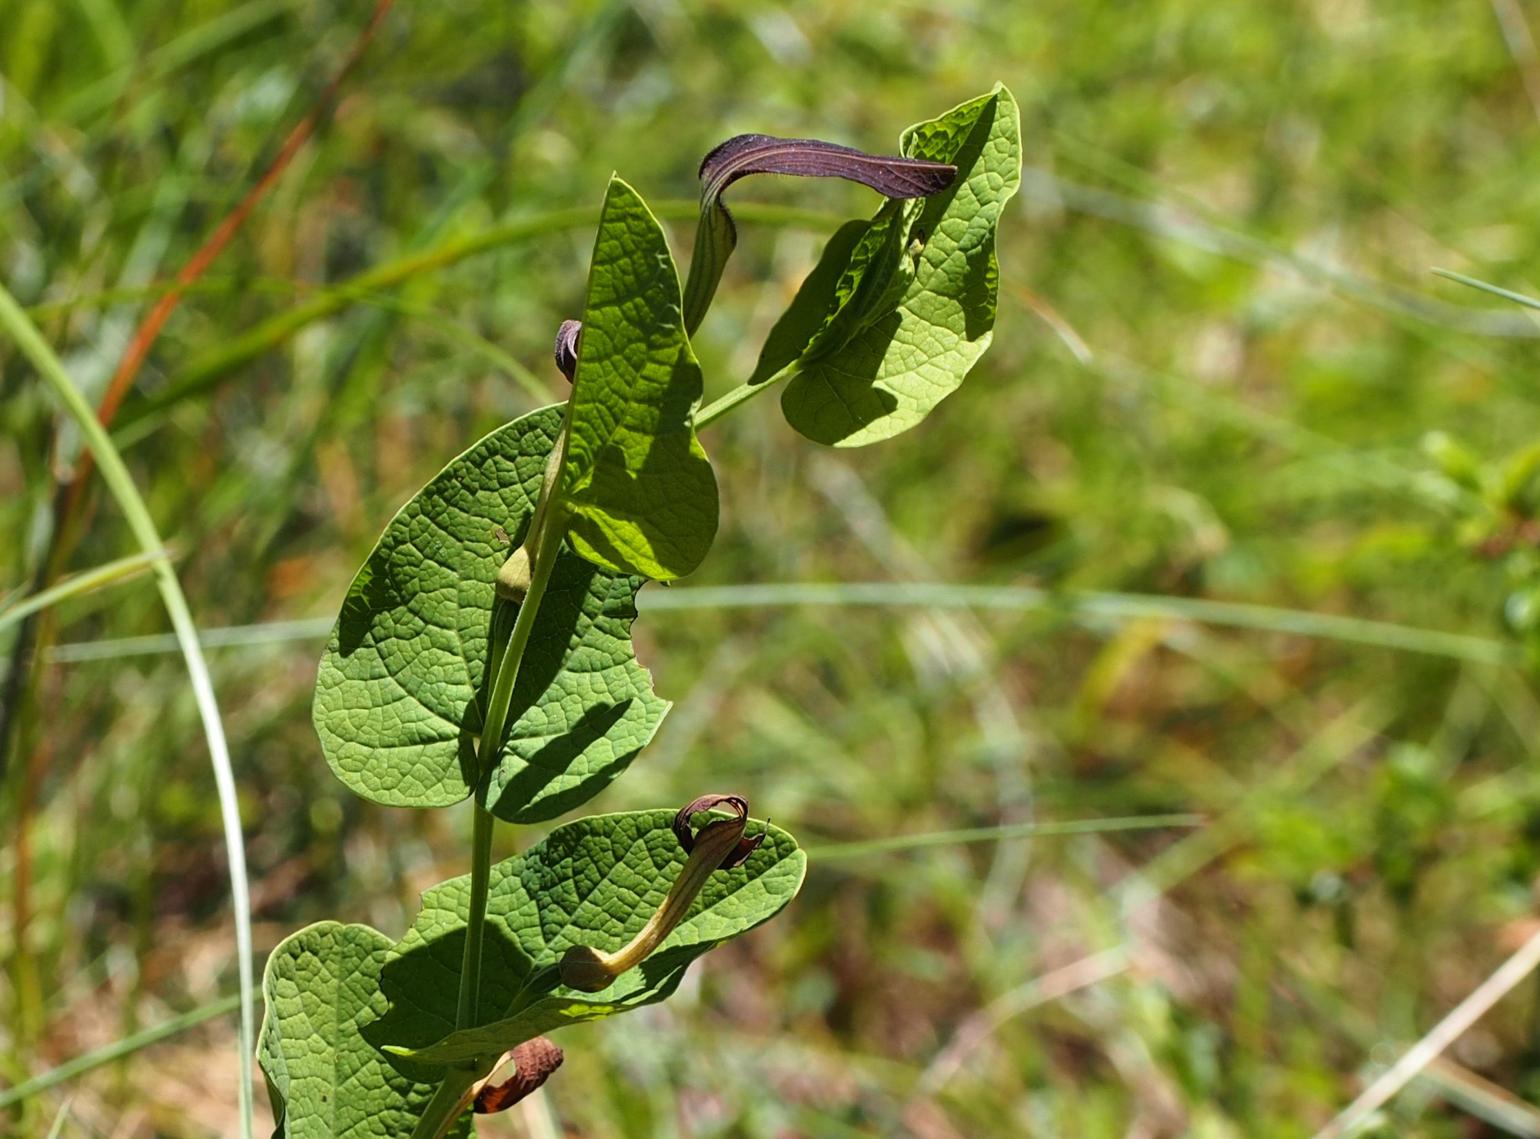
[432, 417, 572, 1127]
[409, 1065, 483, 1139]
[694, 358, 803, 431]
[455, 804, 496, 1030]
[477, 398, 572, 763]
[477, 503, 567, 762]
[0, 285, 256, 1139]
[481, 599, 517, 725]
[435, 526, 564, 1116]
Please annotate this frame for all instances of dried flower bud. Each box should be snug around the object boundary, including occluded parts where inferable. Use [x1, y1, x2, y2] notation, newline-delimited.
[554, 319, 581, 383]
[473, 1036, 564, 1113]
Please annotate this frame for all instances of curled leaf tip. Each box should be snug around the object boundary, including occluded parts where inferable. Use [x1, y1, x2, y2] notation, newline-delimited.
[673, 792, 764, 869]
[554, 319, 581, 383]
[473, 1036, 565, 1113]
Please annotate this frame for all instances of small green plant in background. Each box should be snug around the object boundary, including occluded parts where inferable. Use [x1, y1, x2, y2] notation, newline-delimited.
[259, 85, 1019, 1136]
[1424, 272, 1540, 671]
[1423, 428, 1540, 660]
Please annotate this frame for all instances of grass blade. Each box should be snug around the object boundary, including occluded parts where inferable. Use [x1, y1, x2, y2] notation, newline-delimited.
[805, 813, 1205, 861]
[1313, 927, 1540, 1139]
[42, 1098, 72, 1139]
[49, 616, 334, 663]
[0, 285, 257, 1139]
[640, 582, 1517, 666]
[0, 549, 166, 634]
[0, 996, 240, 1110]
[1433, 268, 1540, 312]
[46, 583, 1518, 667]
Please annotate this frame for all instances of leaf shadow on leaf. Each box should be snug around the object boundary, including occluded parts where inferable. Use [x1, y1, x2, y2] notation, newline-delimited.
[511, 554, 602, 704]
[798, 198, 926, 365]
[368, 815, 807, 1067]
[779, 314, 903, 445]
[570, 433, 718, 579]
[334, 560, 402, 658]
[749, 219, 869, 385]
[316, 405, 672, 815]
[903, 93, 1000, 340]
[358, 883, 697, 1075]
[364, 917, 535, 1084]
[779, 91, 1007, 447]
[483, 697, 634, 819]
[460, 552, 608, 786]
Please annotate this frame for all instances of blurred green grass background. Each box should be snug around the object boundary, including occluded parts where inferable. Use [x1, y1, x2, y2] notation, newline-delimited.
[10, 1, 1540, 1135]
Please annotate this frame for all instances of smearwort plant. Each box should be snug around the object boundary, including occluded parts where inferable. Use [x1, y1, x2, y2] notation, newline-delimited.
[260, 85, 1019, 1136]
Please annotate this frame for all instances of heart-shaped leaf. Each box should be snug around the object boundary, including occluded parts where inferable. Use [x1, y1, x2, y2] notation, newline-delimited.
[558, 177, 719, 581]
[779, 84, 1022, 447]
[313, 403, 668, 821]
[366, 809, 805, 1068]
[259, 921, 472, 1139]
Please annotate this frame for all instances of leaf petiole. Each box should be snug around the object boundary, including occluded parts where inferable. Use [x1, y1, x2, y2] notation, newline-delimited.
[408, 1063, 487, 1139]
[454, 804, 497, 1030]
[693, 361, 800, 431]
